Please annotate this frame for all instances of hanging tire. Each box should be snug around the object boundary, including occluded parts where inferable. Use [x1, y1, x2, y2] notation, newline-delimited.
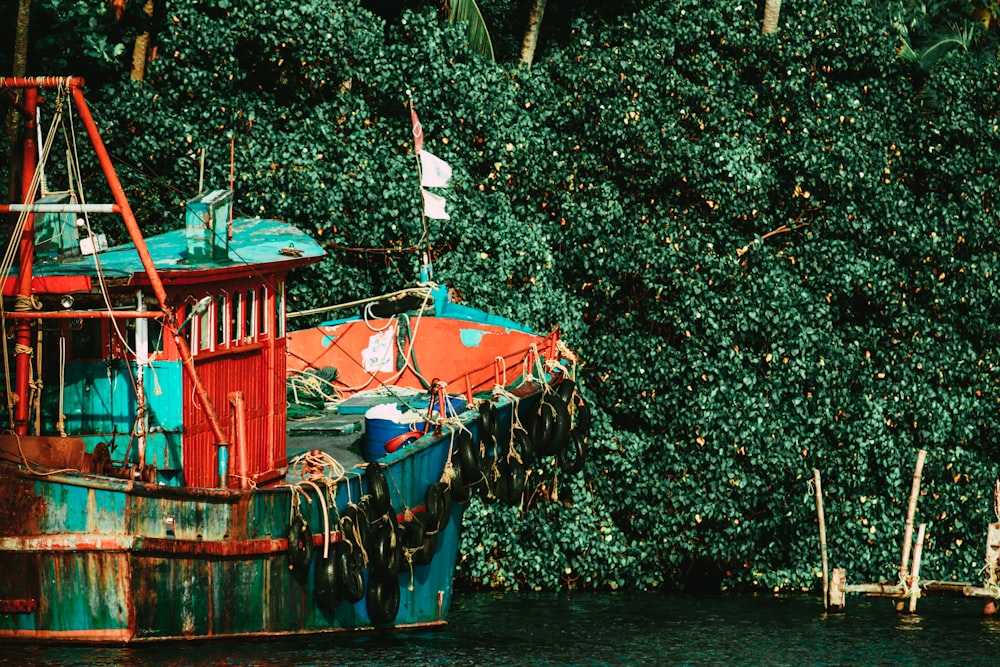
[411, 510, 439, 566]
[531, 393, 571, 456]
[315, 552, 341, 610]
[450, 464, 472, 503]
[425, 481, 451, 530]
[371, 520, 401, 577]
[286, 514, 313, 572]
[366, 463, 391, 516]
[342, 504, 371, 560]
[402, 515, 426, 552]
[511, 428, 535, 467]
[337, 540, 365, 603]
[366, 571, 400, 625]
[556, 378, 576, 405]
[455, 431, 482, 484]
[573, 397, 592, 436]
[498, 457, 527, 505]
[558, 432, 587, 475]
[479, 400, 498, 444]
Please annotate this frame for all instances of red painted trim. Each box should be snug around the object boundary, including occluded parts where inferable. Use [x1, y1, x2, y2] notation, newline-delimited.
[1, 275, 92, 296]
[1, 77, 86, 89]
[0, 598, 37, 613]
[0, 309, 163, 319]
[0, 628, 133, 643]
[0, 534, 289, 557]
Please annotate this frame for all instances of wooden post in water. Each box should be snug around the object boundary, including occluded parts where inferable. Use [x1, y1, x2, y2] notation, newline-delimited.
[984, 523, 1000, 585]
[897, 449, 927, 611]
[908, 522, 926, 613]
[813, 468, 829, 610]
[983, 522, 1000, 615]
[829, 567, 846, 611]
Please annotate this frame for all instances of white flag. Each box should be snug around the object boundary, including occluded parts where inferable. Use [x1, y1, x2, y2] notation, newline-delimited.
[421, 188, 450, 220]
[419, 150, 453, 188]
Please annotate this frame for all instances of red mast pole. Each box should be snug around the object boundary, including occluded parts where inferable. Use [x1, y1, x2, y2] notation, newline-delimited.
[65, 81, 231, 450]
[12, 86, 38, 435]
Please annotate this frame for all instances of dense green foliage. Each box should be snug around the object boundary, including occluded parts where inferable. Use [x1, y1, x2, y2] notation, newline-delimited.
[3, 0, 1000, 593]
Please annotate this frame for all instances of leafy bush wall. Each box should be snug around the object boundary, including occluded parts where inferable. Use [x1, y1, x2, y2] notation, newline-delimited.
[3, 0, 999, 592]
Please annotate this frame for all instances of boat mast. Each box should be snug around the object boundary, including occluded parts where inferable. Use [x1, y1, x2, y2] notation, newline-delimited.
[4, 77, 231, 457]
[11, 85, 38, 434]
[66, 80, 232, 452]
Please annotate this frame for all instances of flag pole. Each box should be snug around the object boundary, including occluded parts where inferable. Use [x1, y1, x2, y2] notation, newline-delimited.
[409, 94, 434, 283]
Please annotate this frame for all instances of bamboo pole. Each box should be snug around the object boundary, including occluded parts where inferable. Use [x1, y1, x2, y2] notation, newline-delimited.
[908, 522, 926, 613]
[829, 567, 846, 610]
[813, 469, 829, 609]
[897, 449, 927, 611]
[840, 582, 903, 596]
[984, 523, 1000, 585]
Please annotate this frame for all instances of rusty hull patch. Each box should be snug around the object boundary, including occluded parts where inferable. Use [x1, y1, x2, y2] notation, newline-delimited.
[0, 474, 45, 536]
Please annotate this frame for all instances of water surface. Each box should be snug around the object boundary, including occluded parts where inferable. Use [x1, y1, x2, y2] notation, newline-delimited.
[4, 592, 999, 666]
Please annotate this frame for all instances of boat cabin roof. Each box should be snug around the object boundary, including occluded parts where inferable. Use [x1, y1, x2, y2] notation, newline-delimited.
[5, 217, 324, 293]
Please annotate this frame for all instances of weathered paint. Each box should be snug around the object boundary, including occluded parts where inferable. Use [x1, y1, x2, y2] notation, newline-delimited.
[0, 402, 517, 642]
[288, 318, 559, 396]
[0, 78, 569, 645]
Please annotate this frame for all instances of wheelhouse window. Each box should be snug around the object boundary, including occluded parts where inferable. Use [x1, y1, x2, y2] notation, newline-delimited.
[244, 290, 256, 342]
[257, 286, 269, 339]
[230, 291, 243, 344]
[197, 297, 214, 353]
[216, 295, 228, 348]
[277, 280, 286, 338]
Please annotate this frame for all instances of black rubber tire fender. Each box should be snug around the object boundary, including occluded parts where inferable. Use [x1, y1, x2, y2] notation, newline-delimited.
[558, 432, 587, 475]
[366, 571, 400, 625]
[411, 510, 438, 566]
[512, 428, 535, 466]
[341, 504, 371, 559]
[503, 457, 527, 505]
[450, 464, 472, 503]
[314, 552, 341, 610]
[337, 540, 365, 603]
[479, 400, 498, 443]
[556, 378, 576, 405]
[425, 481, 451, 530]
[365, 463, 391, 516]
[531, 393, 571, 456]
[545, 392, 572, 455]
[455, 431, 482, 485]
[286, 514, 313, 572]
[529, 399, 556, 456]
[370, 522, 401, 577]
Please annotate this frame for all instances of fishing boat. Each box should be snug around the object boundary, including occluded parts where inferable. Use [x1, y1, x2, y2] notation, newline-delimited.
[0, 77, 587, 643]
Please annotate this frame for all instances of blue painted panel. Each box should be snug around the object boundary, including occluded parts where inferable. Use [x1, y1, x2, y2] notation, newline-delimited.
[146, 362, 183, 432]
[38, 482, 90, 533]
[60, 361, 137, 435]
[37, 481, 127, 534]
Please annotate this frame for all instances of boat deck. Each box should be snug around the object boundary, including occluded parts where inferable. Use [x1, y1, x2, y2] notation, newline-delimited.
[286, 411, 367, 469]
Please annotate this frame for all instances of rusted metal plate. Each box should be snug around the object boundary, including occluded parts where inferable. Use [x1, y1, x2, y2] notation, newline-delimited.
[0, 599, 37, 613]
[0, 436, 85, 471]
[0, 475, 45, 536]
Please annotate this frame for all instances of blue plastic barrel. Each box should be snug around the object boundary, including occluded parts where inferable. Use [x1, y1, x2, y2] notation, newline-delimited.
[364, 418, 426, 460]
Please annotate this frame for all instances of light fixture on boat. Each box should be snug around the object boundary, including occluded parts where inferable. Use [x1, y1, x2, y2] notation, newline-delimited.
[178, 295, 213, 332]
[60, 294, 74, 309]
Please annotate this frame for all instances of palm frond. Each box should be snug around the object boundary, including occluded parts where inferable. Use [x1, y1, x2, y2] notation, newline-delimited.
[446, 0, 495, 62]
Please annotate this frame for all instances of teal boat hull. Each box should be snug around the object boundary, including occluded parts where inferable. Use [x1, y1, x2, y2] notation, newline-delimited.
[0, 396, 534, 643]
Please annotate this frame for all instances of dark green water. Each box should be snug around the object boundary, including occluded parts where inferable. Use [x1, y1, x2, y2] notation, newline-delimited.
[4, 592, 1000, 666]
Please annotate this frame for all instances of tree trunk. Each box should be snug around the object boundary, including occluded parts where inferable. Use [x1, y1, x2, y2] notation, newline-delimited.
[5, 0, 31, 198]
[130, 0, 155, 81]
[761, 0, 781, 34]
[519, 0, 547, 67]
